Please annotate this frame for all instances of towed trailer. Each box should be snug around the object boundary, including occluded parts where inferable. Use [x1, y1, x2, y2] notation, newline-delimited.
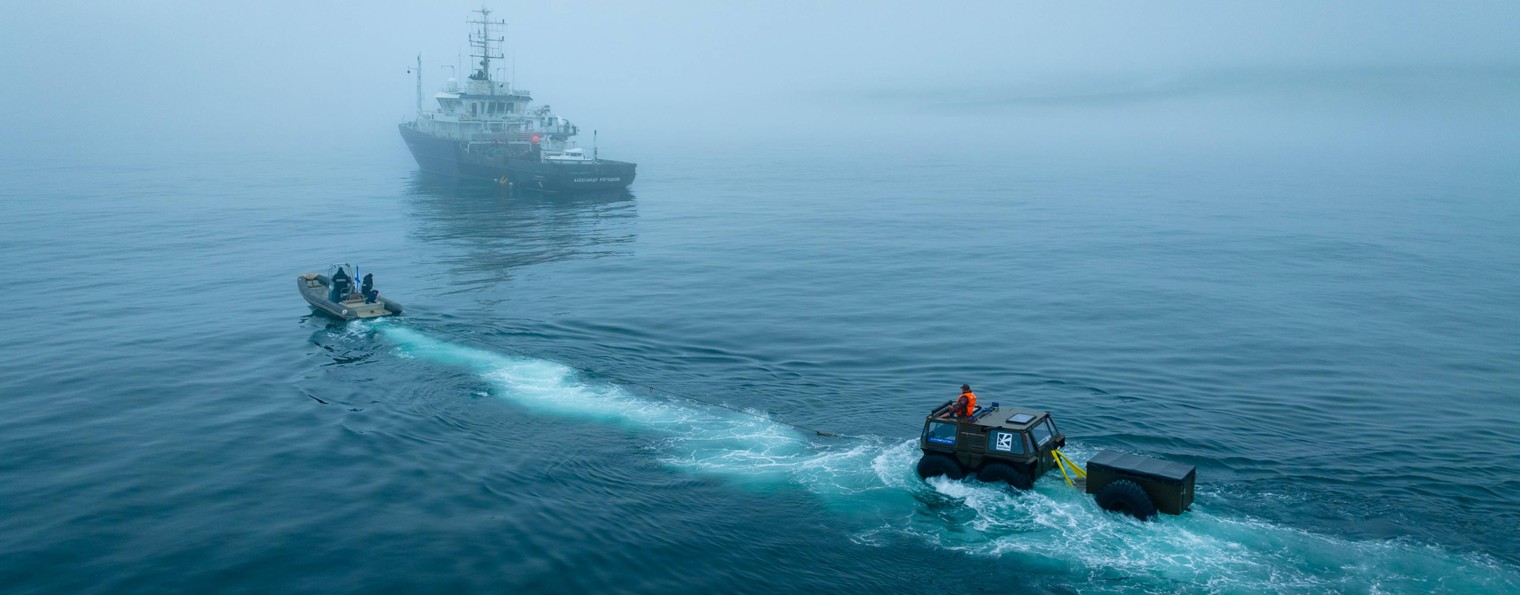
[917, 399, 1196, 519]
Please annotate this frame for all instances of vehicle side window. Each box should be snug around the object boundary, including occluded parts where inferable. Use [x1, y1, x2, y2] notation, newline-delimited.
[924, 421, 957, 446]
[1044, 418, 1058, 439]
[990, 430, 1025, 454]
[1030, 419, 1053, 447]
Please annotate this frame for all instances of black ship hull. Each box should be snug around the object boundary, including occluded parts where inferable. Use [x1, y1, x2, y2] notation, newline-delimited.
[399, 124, 636, 192]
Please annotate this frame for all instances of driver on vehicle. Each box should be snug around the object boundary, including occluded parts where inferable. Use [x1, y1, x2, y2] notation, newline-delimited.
[953, 384, 977, 418]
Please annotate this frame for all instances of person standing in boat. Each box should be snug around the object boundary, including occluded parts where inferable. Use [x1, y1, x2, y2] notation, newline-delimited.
[329, 267, 352, 303]
[361, 273, 379, 304]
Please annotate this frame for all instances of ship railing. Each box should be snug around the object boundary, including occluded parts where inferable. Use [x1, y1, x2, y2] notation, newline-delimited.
[525, 124, 578, 136]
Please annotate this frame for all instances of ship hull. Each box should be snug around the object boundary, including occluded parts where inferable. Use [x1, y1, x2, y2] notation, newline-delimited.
[399, 123, 636, 192]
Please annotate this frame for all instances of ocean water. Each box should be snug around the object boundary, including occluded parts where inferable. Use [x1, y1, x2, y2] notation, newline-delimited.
[2, 111, 1519, 592]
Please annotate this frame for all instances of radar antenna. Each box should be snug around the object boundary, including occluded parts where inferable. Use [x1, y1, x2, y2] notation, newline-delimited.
[467, 7, 506, 92]
[407, 53, 422, 118]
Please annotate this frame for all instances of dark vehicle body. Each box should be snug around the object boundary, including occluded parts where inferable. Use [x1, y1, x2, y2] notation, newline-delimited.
[917, 401, 1066, 486]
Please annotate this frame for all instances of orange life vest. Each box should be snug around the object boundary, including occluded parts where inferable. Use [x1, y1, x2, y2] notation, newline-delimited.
[956, 391, 977, 417]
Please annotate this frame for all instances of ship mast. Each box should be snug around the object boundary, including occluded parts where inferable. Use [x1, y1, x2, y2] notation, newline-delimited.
[467, 7, 505, 94]
[413, 53, 422, 118]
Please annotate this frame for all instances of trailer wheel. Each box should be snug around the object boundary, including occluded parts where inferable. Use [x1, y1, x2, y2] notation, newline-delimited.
[1095, 479, 1157, 520]
[916, 453, 965, 480]
[976, 462, 1033, 490]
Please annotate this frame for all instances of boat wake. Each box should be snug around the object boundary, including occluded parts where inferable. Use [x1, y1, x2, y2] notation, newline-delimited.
[377, 323, 1520, 592]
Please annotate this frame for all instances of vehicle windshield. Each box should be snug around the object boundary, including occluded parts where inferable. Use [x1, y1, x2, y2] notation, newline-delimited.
[1030, 417, 1053, 447]
[924, 421, 957, 446]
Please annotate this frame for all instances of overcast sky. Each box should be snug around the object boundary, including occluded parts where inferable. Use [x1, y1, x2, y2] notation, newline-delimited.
[3, 1, 1517, 158]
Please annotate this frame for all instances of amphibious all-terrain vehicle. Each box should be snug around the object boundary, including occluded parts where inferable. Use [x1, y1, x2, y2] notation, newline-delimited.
[917, 400, 1196, 519]
[917, 400, 1066, 490]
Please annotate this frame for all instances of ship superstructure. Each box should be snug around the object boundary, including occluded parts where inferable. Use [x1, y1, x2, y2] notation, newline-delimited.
[399, 8, 636, 192]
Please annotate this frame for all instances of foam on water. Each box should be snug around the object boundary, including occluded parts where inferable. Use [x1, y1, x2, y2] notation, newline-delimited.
[380, 324, 1520, 592]
[382, 325, 816, 482]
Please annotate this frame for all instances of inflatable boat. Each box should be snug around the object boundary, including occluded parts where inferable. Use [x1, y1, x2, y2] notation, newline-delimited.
[297, 264, 403, 320]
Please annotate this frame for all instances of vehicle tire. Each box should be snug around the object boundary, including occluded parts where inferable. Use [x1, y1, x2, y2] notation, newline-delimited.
[916, 453, 965, 480]
[976, 462, 1033, 490]
[1095, 479, 1157, 520]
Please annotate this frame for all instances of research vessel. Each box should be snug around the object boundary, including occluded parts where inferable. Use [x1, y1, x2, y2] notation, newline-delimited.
[398, 8, 636, 192]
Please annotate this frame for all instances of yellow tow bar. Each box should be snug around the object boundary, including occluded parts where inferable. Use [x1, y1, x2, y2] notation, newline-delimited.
[1052, 449, 1087, 487]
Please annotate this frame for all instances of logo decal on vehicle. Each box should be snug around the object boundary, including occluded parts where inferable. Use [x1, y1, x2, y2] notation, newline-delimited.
[994, 432, 1013, 452]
